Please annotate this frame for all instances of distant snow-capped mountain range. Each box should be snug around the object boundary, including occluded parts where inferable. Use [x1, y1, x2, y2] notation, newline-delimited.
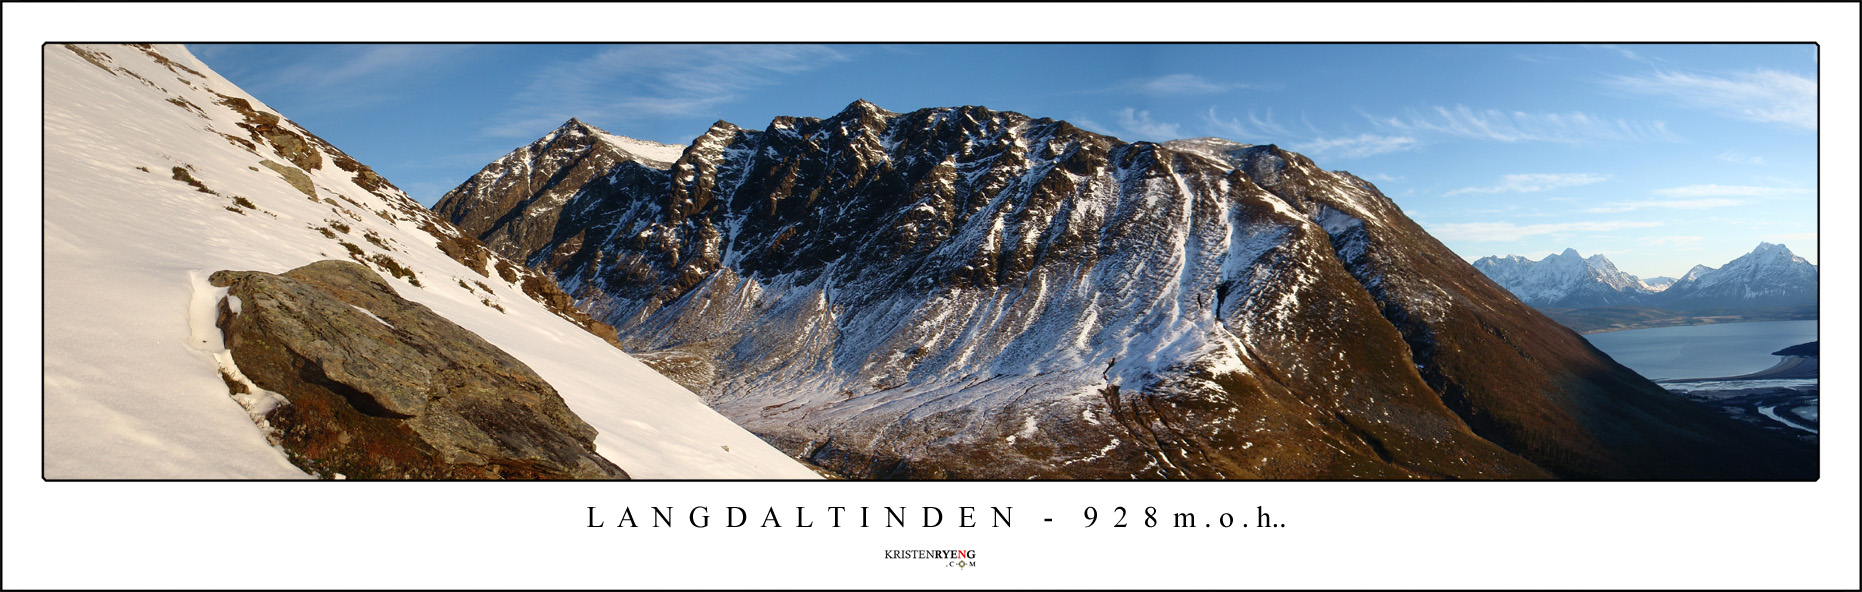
[1473, 243, 1818, 310]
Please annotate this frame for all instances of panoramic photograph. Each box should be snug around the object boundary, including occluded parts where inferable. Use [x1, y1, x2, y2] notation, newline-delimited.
[38, 42, 1820, 481]
[11, 2, 1858, 588]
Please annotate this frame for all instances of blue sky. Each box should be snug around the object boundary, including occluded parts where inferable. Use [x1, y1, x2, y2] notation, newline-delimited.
[188, 43, 1819, 279]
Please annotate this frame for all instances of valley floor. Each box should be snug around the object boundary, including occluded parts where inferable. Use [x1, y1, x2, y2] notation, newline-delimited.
[1657, 357, 1820, 444]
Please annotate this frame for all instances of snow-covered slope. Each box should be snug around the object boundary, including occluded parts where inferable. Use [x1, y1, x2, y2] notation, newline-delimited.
[1471, 248, 1654, 308]
[41, 44, 817, 479]
[587, 123, 686, 166]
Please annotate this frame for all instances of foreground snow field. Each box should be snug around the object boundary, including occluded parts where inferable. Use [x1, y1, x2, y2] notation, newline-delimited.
[40, 44, 817, 479]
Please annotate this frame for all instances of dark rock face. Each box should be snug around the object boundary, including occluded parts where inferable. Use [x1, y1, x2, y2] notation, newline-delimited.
[433, 118, 677, 269]
[437, 101, 1813, 480]
[211, 260, 628, 479]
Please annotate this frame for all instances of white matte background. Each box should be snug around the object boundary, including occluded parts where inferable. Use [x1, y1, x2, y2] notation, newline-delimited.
[5, 3, 1857, 589]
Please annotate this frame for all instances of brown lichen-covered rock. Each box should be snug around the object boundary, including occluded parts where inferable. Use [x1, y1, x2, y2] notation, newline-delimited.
[258, 159, 315, 199]
[210, 260, 628, 479]
[215, 92, 323, 171]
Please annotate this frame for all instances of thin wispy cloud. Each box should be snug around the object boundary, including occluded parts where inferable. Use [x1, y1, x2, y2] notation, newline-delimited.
[1608, 69, 1816, 131]
[1429, 220, 1663, 242]
[485, 44, 850, 138]
[1203, 107, 1292, 141]
[1122, 74, 1254, 95]
[1587, 44, 1663, 65]
[187, 44, 233, 62]
[1206, 108, 1416, 159]
[1070, 116, 1112, 137]
[1716, 150, 1764, 165]
[1367, 105, 1679, 144]
[1077, 74, 1264, 97]
[1293, 134, 1419, 159]
[277, 45, 468, 89]
[1445, 173, 1609, 196]
[1652, 184, 1811, 198]
[227, 45, 474, 112]
[1584, 198, 1744, 213]
[1113, 108, 1182, 141]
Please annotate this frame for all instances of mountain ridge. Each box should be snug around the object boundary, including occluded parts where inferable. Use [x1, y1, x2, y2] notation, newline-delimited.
[1471, 248, 1652, 308]
[437, 99, 1813, 480]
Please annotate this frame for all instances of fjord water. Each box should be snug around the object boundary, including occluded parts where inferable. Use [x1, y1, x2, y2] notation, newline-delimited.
[1584, 320, 1818, 380]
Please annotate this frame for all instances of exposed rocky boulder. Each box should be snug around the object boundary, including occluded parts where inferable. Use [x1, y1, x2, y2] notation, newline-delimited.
[210, 260, 628, 479]
[258, 159, 315, 199]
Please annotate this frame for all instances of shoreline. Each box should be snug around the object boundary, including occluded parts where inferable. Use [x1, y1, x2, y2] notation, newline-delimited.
[1575, 315, 1816, 335]
[1652, 354, 1819, 439]
[1657, 355, 1819, 384]
[1542, 307, 1818, 335]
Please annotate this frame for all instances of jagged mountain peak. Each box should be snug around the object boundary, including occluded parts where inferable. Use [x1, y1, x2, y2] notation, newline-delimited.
[837, 98, 895, 118]
[704, 119, 744, 134]
[539, 116, 597, 143]
[1475, 254, 1533, 265]
[1162, 137, 1260, 169]
[1679, 264, 1715, 281]
[1722, 242, 1815, 271]
[1748, 241, 1810, 264]
[1173, 136, 1252, 148]
[433, 115, 688, 262]
[539, 117, 684, 168]
[1584, 253, 1627, 272]
[1640, 275, 1677, 292]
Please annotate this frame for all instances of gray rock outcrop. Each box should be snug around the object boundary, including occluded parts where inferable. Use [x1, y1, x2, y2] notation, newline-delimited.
[210, 260, 628, 479]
